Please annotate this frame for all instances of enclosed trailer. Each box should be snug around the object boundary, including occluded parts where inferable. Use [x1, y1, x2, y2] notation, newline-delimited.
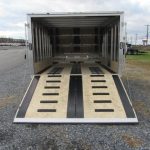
[14, 12, 138, 123]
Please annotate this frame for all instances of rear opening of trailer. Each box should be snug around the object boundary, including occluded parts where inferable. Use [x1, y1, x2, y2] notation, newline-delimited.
[14, 12, 138, 123]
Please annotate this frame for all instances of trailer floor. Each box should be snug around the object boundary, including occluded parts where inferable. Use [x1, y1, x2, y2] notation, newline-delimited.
[14, 63, 138, 123]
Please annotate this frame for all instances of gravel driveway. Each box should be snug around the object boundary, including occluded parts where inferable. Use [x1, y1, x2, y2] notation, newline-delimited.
[0, 48, 150, 150]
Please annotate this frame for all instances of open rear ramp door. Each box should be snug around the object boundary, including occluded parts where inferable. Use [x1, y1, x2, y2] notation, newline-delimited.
[14, 63, 138, 123]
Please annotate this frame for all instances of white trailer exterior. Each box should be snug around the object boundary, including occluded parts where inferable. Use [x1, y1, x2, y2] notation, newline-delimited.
[14, 12, 138, 124]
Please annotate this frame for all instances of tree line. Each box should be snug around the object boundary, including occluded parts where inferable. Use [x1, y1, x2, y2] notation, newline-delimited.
[0, 37, 25, 43]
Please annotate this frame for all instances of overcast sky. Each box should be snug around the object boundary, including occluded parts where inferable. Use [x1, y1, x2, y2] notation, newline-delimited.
[0, 0, 150, 44]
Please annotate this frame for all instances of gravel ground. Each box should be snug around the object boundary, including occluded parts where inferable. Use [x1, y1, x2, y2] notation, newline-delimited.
[0, 50, 150, 150]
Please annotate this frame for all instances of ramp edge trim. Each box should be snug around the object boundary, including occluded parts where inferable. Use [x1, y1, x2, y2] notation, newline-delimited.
[14, 75, 40, 119]
[14, 118, 138, 123]
[113, 75, 138, 119]
[118, 75, 138, 117]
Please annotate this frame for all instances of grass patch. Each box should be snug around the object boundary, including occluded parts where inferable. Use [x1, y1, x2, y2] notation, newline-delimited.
[133, 101, 150, 118]
[122, 134, 143, 148]
[126, 51, 150, 63]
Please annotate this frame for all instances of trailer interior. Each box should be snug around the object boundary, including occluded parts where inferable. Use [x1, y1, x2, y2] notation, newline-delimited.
[14, 13, 138, 123]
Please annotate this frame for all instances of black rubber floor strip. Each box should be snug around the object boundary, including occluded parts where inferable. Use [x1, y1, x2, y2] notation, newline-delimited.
[40, 100, 58, 103]
[95, 109, 114, 112]
[91, 80, 106, 82]
[44, 86, 60, 89]
[89, 67, 103, 74]
[53, 67, 64, 74]
[48, 67, 59, 74]
[37, 65, 52, 74]
[94, 100, 112, 103]
[93, 93, 109, 95]
[71, 64, 81, 74]
[46, 80, 61, 83]
[70, 61, 76, 64]
[48, 67, 64, 74]
[67, 76, 84, 118]
[37, 109, 56, 112]
[43, 93, 59, 96]
[48, 75, 62, 77]
[16, 76, 40, 118]
[112, 75, 136, 118]
[92, 86, 108, 88]
[90, 75, 104, 77]
[100, 64, 116, 74]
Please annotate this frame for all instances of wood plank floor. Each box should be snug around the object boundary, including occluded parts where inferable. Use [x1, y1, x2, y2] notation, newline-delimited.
[18, 63, 135, 121]
[82, 74, 127, 118]
[25, 74, 70, 118]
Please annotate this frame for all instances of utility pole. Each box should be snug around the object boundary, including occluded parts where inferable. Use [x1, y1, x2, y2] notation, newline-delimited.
[124, 22, 127, 43]
[130, 36, 133, 45]
[145, 25, 150, 45]
[135, 34, 138, 45]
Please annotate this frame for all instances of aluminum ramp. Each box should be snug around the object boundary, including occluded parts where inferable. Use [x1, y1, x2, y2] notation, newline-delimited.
[14, 63, 138, 123]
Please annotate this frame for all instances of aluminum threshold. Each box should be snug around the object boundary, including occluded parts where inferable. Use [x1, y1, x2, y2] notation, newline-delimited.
[14, 118, 138, 124]
[14, 63, 138, 124]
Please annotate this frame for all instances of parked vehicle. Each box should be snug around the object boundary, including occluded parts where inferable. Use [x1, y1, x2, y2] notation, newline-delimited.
[127, 48, 139, 55]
